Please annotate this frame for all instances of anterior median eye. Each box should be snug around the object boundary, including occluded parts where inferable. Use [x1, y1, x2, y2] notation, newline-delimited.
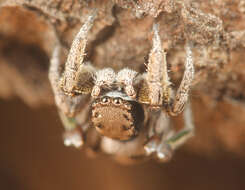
[102, 96, 110, 104]
[113, 97, 122, 105]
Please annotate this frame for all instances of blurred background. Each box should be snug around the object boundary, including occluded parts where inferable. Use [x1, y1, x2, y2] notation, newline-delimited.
[1, 97, 245, 190]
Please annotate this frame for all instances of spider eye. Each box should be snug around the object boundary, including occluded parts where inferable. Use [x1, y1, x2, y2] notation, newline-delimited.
[92, 111, 101, 118]
[123, 114, 130, 121]
[102, 96, 110, 104]
[113, 98, 122, 105]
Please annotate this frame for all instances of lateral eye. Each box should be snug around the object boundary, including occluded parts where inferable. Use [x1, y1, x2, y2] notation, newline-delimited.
[123, 114, 130, 121]
[92, 111, 101, 118]
[113, 98, 122, 105]
[102, 96, 110, 104]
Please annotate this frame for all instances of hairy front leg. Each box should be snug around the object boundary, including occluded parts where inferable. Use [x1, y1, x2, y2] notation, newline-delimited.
[137, 23, 172, 107]
[49, 45, 88, 148]
[60, 10, 97, 96]
[169, 43, 195, 115]
[138, 24, 194, 113]
[49, 45, 86, 116]
[146, 23, 171, 107]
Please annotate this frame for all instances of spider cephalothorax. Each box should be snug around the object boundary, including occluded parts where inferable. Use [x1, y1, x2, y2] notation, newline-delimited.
[49, 10, 195, 162]
[91, 92, 145, 141]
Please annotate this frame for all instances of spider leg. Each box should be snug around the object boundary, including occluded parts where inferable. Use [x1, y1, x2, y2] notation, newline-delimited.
[169, 43, 194, 116]
[166, 101, 195, 150]
[59, 111, 84, 148]
[49, 45, 87, 116]
[49, 45, 88, 148]
[138, 23, 194, 113]
[138, 23, 171, 107]
[144, 102, 194, 161]
[144, 112, 174, 162]
[60, 10, 97, 96]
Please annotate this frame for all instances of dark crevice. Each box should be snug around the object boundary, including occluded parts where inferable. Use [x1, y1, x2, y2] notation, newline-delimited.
[0, 34, 49, 72]
[85, 5, 121, 62]
[86, 21, 118, 62]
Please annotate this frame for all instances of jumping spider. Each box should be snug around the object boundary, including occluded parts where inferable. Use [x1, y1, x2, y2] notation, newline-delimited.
[49, 11, 195, 162]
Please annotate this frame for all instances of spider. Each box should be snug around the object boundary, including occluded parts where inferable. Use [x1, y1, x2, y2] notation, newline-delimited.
[49, 11, 195, 162]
